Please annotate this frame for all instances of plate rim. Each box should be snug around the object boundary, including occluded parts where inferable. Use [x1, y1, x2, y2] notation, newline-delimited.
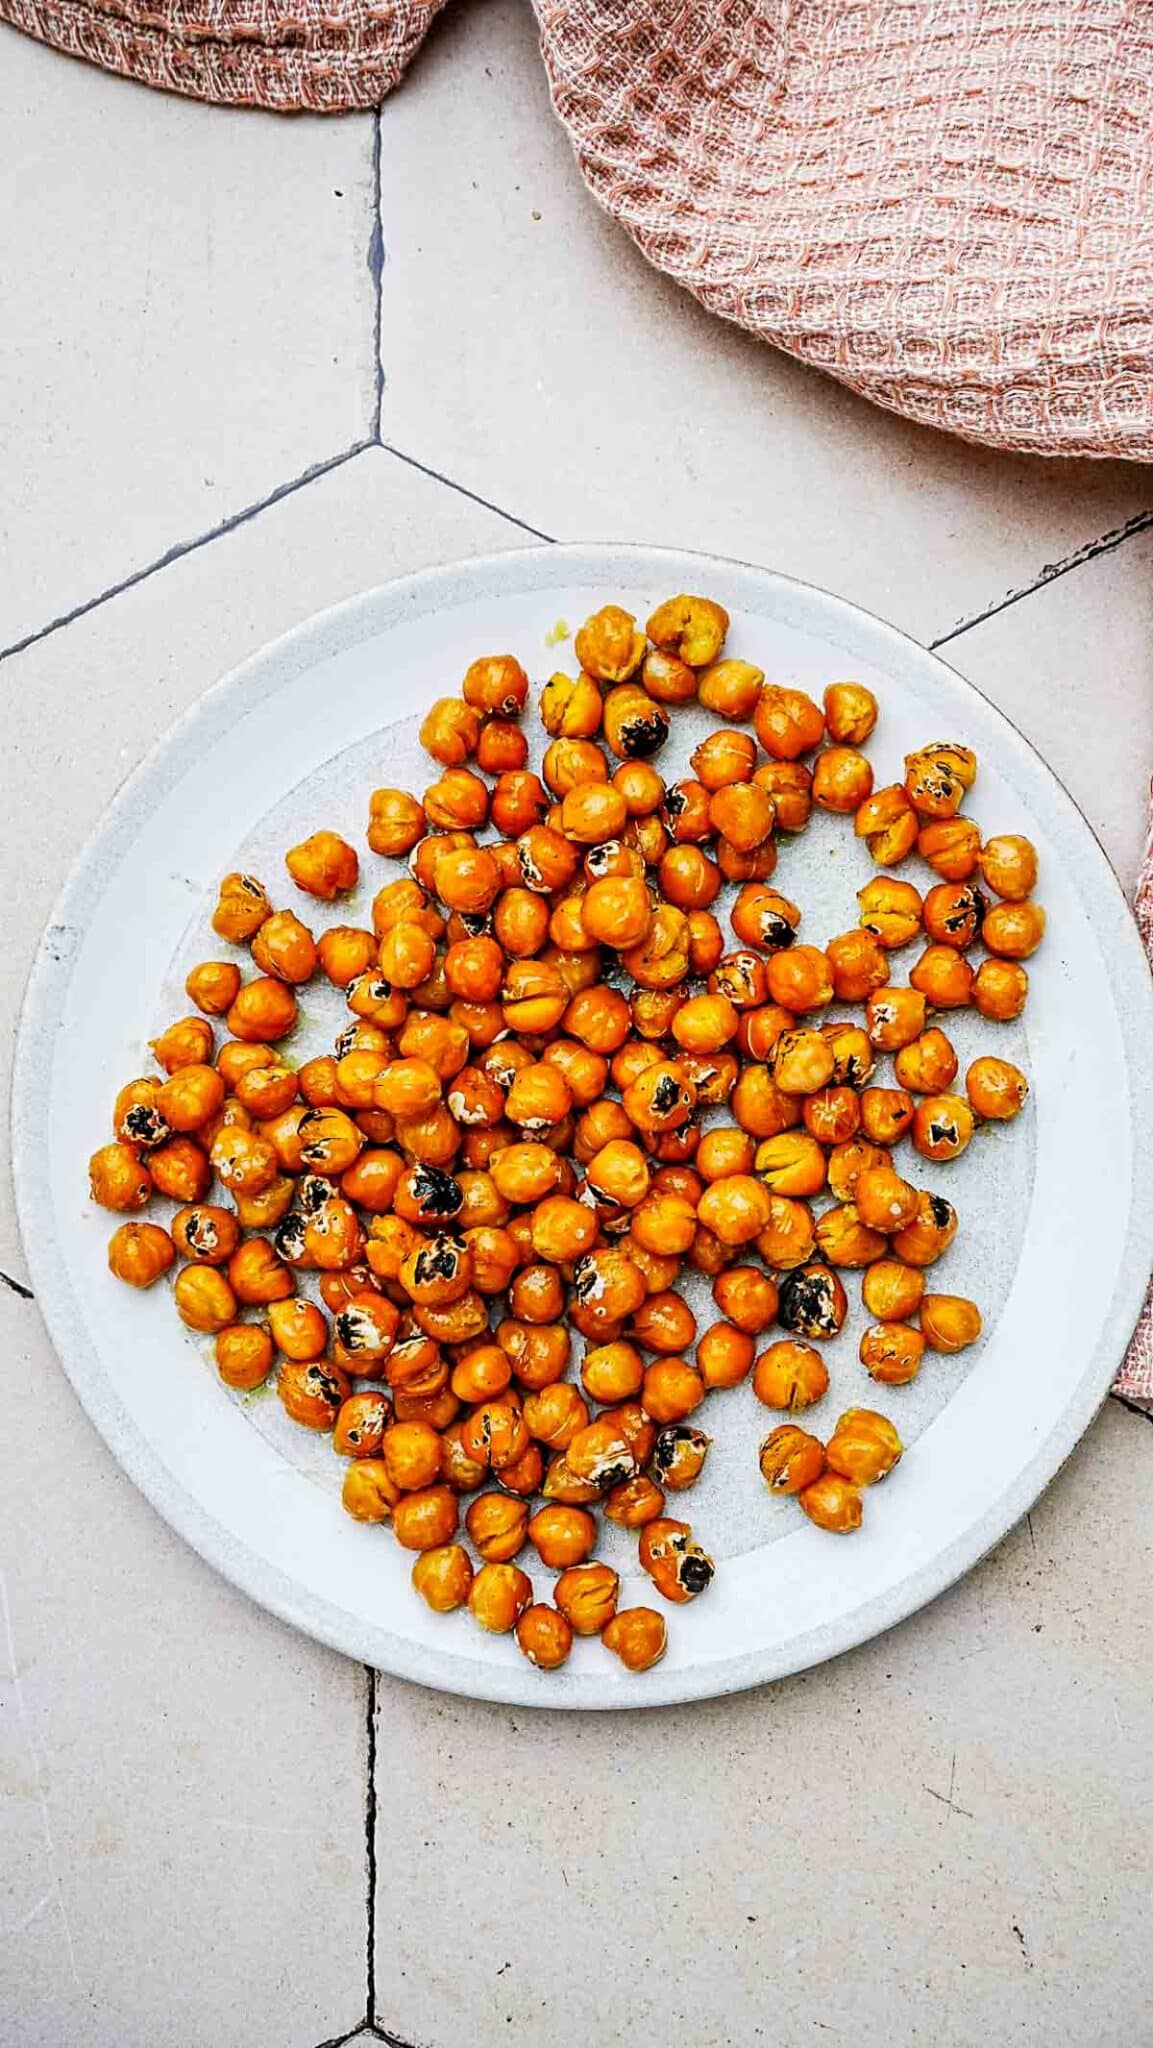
[12, 538, 1153, 1708]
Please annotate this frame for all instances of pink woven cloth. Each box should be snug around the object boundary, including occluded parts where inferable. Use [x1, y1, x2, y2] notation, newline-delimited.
[6, 0, 1151, 1388]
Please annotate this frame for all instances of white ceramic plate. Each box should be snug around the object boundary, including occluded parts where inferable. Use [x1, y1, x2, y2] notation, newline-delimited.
[13, 544, 1153, 1708]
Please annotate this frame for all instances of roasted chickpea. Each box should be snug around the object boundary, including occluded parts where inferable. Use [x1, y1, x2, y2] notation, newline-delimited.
[658, 845, 721, 912]
[696, 1174, 772, 1246]
[752, 760, 811, 832]
[151, 1016, 215, 1073]
[174, 1264, 238, 1334]
[264, 1296, 328, 1363]
[697, 1320, 756, 1389]
[692, 727, 757, 791]
[210, 1321, 273, 1391]
[212, 872, 271, 943]
[894, 1028, 958, 1094]
[823, 680, 877, 744]
[853, 1165, 920, 1234]
[646, 593, 728, 666]
[754, 1131, 826, 1198]
[696, 656, 763, 717]
[107, 1220, 175, 1288]
[813, 746, 874, 814]
[476, 721, 529, 776]
[857, 1089, 914, 1146]
[826, 929, 889, 1003]
[966, 1054, 1028, 1121]
[865, 986, 927, 1052]
[185, 960, 242, 1017]
[89, 1141, 151, 1212]
[856, 877, 922, 950]
[825, 1136, 891, 1205]
[855, 785, 918, 866]
[891, 1190, 958, 1267]
[603, 684, 669, 762]
[641, 1356, 705, 1424]
[920, 1294, 983, 1352]
[911, 1092, 975, 1162]
[393, 1484, 460, 1551]
[754, 1195, 815, 1270]
[982, 900, 1046, 959]
[601, 1475, 665, 1528]
[815, 1203, 886, 1269]
[910, 944, 974, 1009]
[420, 696, 480, 766]
[652, 1424, 711, 1491]
[752, 1340, 828, 1411]
[468, 1560, 532, 1631]
[776, 1263, 847, 1340]
[758, 1424, 826, 1494]
[802, 1086, 861, 1148]
[754, 686, 825, 761]
[973, 957, 1029, 1022]
[341, 1460, 401, 1524]
[826, 1407, 903, 1485]
[766, 946, 834, 1014]
[229, 1237, 294, 1305]
[628, 1192, 697, 1257]
[979, 833, 1039, 902]
[411, 1544, 473, 1612]
[799, 1471, 863, 1533]
[601, 1607, 668, 1671]
[917, 815, 981, 880]
[465, 1492, 530, 1563]
[767, 1026, 835, 1096]
[903, 743, 976, 819]
[637, 1517, 715, 1602]
[226, 977, 298, 1044]
[515, 1604, 573, 1669]
[862, 1258, 925, 1322]
[859, 1321, 925, 1385]
[630, 1292, 698, 1357]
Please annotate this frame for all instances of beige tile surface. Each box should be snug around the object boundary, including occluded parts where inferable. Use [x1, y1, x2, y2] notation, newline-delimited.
[377, 0, 1153, 646]
[372, 1400, 1153, 2048]
[0, 30, 375, 653]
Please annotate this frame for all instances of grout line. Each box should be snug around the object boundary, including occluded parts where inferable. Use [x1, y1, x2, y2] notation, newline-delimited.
[0, 1270, 34, 1302]
[929, 507, 1153, 650]
[310, 2028, 374, 2048]
[379, 441, 557, 541]
[369, 106, 385, 444]
[1111, 1392, 1153, 1426]
[364, 1664, 379, 2027]
[0, 440, 375, 669]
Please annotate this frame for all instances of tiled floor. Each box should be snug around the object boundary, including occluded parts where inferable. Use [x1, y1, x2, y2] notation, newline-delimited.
[2, 12, 1152, 2046]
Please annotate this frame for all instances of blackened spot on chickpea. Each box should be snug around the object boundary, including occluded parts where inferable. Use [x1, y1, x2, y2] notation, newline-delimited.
[663, 787, 688, 821]
[928, 1194, 955, 1229]
[333, 1025, 360, 1057]
[124, 1105, 169, 1147]
[621, 712, 668, 759]
[652, 1074, 680, 1114]
[572, 1258, 600, 1305]
[411, 1166, 463, 1217]
[276, 1212, 306, 1260]
[459, 912, 492, 936]
[761, 915, 796, 950]
[928, 1118, 958, 1146]
[308, 1366, 342, 1404]
[335, 1307, 377, 1352]
[653, 1426, 695, 1474]
[414, 1236, 463, 1285]
[778, 1270, 837, 1335]
[679, 1552, 714, 1595]
[298, 1175, 337, 1214]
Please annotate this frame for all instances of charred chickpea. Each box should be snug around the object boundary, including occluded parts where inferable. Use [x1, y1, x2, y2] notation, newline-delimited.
[973, 957, 1029, 1021]
[466, 1492, 530, 1563]
[759, 1424, 826, 1494]
[753, 1340, 829, 1412]
[603, 685, 669, 762]
[652, 1425, 711, 1491]
[776, 1263, 847, 1341]
[468, 1561, 532, 1632]
[174, 1264, 238, 1334]
[979, 833, 1038, 902]
[664, 777, 714, 844]
[754, 686, 825, 761]
[826, 1407, 903, 1485]
[982, 900, 1046, 959]
[412, 1544, 474, 1613]
[602, 1607, 668, 1672]
[342, 1461, 401, 1524]
[922, 881, 986, 951]
[911, 1092, 975, 1162]
[212, 872, 271, 943]
[966, 1055, 1028, 1120]
[798, 1472, 863, 1533]
[891, 1190, 958, 1267]
[859, 1321, 925, 1385]
[865, 986, 927, 1052]
[813, 746, 874, 814]
[920, 1294, 983, 1353]
[89, 1141, 151, 1212]
[107, 1221, 175, 1288]
[895, 1027, 958, 1094]
[903, 743, 977, 819]
[638, 1517, 715, 1603]
[855, 784, 919, 866]
[186, 960, 242, 1016]
[859, 1088, 915, 1145]
[333, 1391, 389, 1460]
[910, 944, 974, 1009]
[515, 1604, 574, 1669]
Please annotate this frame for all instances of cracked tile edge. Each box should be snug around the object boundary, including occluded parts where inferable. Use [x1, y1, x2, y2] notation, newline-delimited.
[365, 1664, 379, 2028]
[930, 506, 1153, 650]
[0, 439, 376, 669]
[377, 442, 557, 541]
[0, 1270, 34, 1302]
[1111, 1392, 1153, 1425]
[369, 104, 385, 444]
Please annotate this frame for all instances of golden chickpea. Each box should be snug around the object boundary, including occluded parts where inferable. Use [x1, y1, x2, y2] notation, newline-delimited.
[554, 1562, 619, 1635]
[859, 1321, 925, 1385]
[766, 946, 834, 1015]
[267, 1296, 329, 1362]
[603, 1474, 667, 1527]
[859, 1088, 915, 1145]
[468, 1560, 532, 1632]
[228, 1237, 294, 1306]
[211, 1322, 273, 1391]
[826, 1407, 903, 1485]
[920, 1294, 983, 1353]
[185, 960, 242, 1017]
[754, 1131, 827, 1198]
[641, 1356, 705, 1424]
[799, 1471, 863, 1533]
[758, 1423, 826, 1494]
[857, 877, 923, 949]
[412, 1544, 474, 1612]
[525, 1504, 597, 1570]
[393, 1484, 460, 1551]
[459, 651, 529, 716]
[754, 686, 825, 761]
[284, 830, 358, 901]
[865, 986, 927, 1052]
[973, 957, 1028, 1022]
[366, 787, 425, 858]
[630, 1291, 697, 1356]
[578, 1340, 644, 1405]
[226, 977, 298, 1044]
[522, 1381, 587, 1451]
[904, 743, 977, 819]
[515, 1603, 574, 1669]
[658, 844, 721, 912]
[815, 1202, 886, 1269]
[966, 1055, 1028, 1120]
[696, 1127, 757, 1182]
[419, 697, 481, 765]
[342, 1460, 401, 1524]
[333, 1391, 389, 1459]
[89, 1141, 151, 1212]
[212, 872, 271, 943]
[822, 680, 878, 744]
[107, 1220, 175, 1288]
[862, 1258, 925, 1322]
[753, 1340, 829, 1412]
[894, 1027, 958, 1094]
[767, 1026, 835, 1096]
[602, 1607, 668, 1672]
[696, 1320, 755, 1389]
[710, 781, 776, 849]
[825, 1136, 891, 1205]
[813, 746, 874, 814]
[916, 815, 980, 880]
[825, 929, 889, 1003]
[151, 1016, 215, 1074]
[891, 1190, 958, 1267]
[574, 604, 645, 682]
[802, 1086, 861, 1148]
[174, 1264, 238, 1334]
[646, 593, 729, 666]
[539, 669, 603, 740]
[911, 1092, 975, 1162]
[698, 657, 764, 718]
[466, 1492, 530, 1563]
[910, 943, 974, 1009]
[696, 1174, 772, 1247]
[982, 901, 1046, 959]
[853, 1166, 920, 1234]
[776, 1263, 847, 1340]
[855, 784, 919, 865]
[250, 908, 317, 985]
[979, 833, 1039, 901]
[638, 1517, 715, 1602]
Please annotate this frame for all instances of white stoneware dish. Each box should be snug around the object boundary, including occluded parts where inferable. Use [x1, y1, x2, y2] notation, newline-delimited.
[13, 544, 1153, 1707]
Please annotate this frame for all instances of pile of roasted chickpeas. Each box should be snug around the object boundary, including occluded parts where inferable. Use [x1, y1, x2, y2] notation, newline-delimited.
[90, 593, 1038, 1675]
